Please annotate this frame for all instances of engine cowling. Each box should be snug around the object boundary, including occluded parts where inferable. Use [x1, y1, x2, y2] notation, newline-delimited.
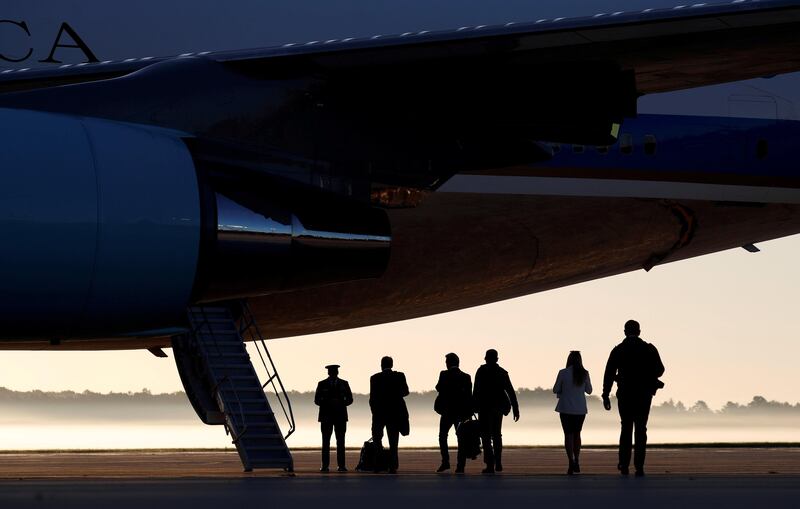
[0, 108, 390, 340]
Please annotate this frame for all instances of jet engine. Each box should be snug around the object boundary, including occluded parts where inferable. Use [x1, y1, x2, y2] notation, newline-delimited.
[0, 108, 390, 340]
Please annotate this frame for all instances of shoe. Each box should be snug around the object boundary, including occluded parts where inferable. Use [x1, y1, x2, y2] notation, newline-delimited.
[436, 463, 451, 473]
[320, 467, 330, 473]
[495, 463, 503, 472]
[455, 466, 465, 474]
[482, 467, 495, 474]
[573, 461, 581, 473]
[337, 467, 348, 472]
[388, 468, 397, 474]
[618, 464, 629, 476]
[635, 469, 645, 477]
[567, 463, 574, 475]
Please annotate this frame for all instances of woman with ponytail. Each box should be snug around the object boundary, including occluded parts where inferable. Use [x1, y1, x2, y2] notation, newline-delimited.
[553, 351, 592, 474]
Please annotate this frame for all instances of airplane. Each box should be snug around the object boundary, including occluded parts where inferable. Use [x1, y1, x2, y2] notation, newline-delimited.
[2, 0, 800, 470]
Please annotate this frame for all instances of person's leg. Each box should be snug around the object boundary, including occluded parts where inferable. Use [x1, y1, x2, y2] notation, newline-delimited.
[565, 433, 575, 471]
[574, 415, 585, 473]
[320, 422, 333, 470]
[334, 421, 347, 470]
[560, 414, 574, 466]
[371, 417, 385, 472]
[618, 396, 633, 474]
[493, 413, 504, 471]
[478, 412, 494, 472]
[438, 415, 451, 467]
[633, 396, 653, 475]
[387, 425, 400, 472]
[455, 420, 466, 472]
[371, 416, 384, 448]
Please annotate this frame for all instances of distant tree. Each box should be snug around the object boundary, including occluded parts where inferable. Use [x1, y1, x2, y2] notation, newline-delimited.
[655, 398, 686, 414]
[721, 401, 742, 413]
[689, 400, 712, 413]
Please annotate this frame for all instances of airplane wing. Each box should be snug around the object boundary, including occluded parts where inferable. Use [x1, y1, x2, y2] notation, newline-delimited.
[1, 0, 799, 95]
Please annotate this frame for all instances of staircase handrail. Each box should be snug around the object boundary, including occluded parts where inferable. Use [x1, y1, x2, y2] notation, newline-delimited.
[238, 302, 297, 440]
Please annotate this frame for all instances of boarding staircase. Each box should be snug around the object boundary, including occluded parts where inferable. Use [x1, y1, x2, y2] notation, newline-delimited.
[185, 303, 295, 472]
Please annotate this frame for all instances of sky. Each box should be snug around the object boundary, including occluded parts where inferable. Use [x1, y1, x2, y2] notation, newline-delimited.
[1, 234, 798, 411]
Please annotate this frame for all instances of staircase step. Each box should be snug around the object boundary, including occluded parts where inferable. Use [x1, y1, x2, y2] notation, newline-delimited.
[239, 432, 284, 440]
[218, 386, 264, 392]
[227, 375, 261, 381]
[194, 317, 239, 324]
[248, 460, 293, 468]
[207, 363, 256, 370]
[228, 416, 279, 428]
[189, 311, 233, 320]
[231, 410, 275, 415]
[247, 443, 296, 452]
[204, 352, 250, 358]
[195, 331, 240, 339]
[222, 398, 268, 404]
[219, 386, 267, 394]
[195, 330, 239, 336]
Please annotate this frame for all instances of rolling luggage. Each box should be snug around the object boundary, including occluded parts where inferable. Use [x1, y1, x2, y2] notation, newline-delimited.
[356, 438, 390, 472]
[457, 416, 482, 460]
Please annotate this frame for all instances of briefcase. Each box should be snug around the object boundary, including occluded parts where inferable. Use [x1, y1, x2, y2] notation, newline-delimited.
[456, 417, 482, 460]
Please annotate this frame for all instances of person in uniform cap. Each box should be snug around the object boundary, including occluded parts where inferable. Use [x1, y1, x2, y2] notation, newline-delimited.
[473, 348, 519, 474]
[314, 364, 353, 472]
[602, 319, 665, 477]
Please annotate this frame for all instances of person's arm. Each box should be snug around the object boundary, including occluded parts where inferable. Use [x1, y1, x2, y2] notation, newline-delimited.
[472, 369, 481, 411]
[505, 372, 520, 421]
[435, 371, 445, 393]
[602, 349, 617, 410]
[585, 372, 593, 395]
[399, 373, 410, 398]
[369, 375, 376, 411]
[343, 381, 354, 406]
[314, 382, 323, 406]
[602, 349, 617, 398]
[652, 345, 665, 378]
[553, 371, 563, 396]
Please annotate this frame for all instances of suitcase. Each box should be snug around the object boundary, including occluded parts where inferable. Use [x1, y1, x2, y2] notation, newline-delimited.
[355, 438, 390, 472]
[457, 417, 482, 460]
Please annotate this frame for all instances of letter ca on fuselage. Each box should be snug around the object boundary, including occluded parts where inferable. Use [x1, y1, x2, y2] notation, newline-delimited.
[1, 20, 98, 65]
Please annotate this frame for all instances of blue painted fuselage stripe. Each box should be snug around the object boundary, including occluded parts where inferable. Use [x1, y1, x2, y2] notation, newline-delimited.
[536, 114, 800, 181]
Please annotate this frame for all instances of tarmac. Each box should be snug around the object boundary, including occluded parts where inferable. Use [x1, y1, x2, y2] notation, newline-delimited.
[0, 448, 798, 508]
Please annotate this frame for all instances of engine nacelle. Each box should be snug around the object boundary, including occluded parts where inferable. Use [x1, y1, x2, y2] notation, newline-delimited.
[0, 108, 202, 339]
[0, 108, 390, 340]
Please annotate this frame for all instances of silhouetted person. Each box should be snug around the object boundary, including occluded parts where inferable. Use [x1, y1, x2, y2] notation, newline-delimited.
[553, 351, 592, 475]
[369, 356, 410, 473]
[314, 364, 353, 472]
[473, 349, 519, 474]
[434, 352, 473, 473]
[602, 320, 665, 477]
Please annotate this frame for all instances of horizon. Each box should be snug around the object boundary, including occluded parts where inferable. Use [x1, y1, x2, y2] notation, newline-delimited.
[2, 385, 799, 412]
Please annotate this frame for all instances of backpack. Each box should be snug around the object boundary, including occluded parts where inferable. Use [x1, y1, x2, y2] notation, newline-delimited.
[355, 438, 390, 472]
